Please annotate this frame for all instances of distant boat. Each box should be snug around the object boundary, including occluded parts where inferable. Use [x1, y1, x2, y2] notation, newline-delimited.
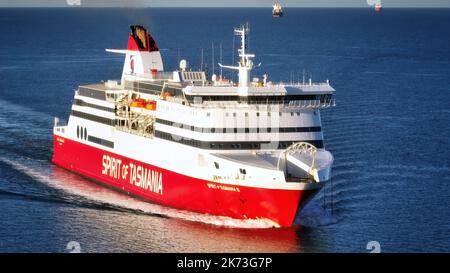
[272, 2, 283, 17]
[374, 3, 382, 12]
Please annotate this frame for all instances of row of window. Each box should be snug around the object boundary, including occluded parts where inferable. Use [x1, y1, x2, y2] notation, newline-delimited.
[76, 126, 87, 140]
[71, 110, 115, 126]
[155, 118, 321, 134]
[125, 81, 184, 97]
[73, 99, 115, 113]
[212, 161, 246, 175]
[185, 94, 333, 103]
[78, 87, 106, 101]
[218, 111, 303, 117]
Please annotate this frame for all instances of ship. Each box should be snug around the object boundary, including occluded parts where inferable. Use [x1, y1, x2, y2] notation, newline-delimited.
[52, 24, 336, 227]
[272, 2, 283, 17]
[374, 2, 382, 12]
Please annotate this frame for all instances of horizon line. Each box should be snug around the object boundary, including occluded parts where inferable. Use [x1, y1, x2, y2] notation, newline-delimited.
[1, 6, 450, 9]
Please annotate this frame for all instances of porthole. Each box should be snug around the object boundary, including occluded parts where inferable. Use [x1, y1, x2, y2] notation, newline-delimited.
[84, 127, 87, 140]
[80, 126, 83, 139]
[76, 126, 80, 138]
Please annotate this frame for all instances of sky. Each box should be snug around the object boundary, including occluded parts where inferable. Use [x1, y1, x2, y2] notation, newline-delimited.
[1, 0, 449, 8]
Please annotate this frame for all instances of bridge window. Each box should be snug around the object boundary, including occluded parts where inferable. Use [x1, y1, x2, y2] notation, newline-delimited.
[239, 168, 246, 175]
[214, 162, 220, 169]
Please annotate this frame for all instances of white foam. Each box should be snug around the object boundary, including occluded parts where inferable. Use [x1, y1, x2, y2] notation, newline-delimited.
[0, 154, 279, 229]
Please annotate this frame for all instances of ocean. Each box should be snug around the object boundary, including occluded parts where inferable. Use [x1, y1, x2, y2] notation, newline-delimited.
[0, 8, 449, 252]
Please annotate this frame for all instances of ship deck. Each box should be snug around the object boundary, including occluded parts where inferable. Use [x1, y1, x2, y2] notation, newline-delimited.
[212, 152, 280, 170]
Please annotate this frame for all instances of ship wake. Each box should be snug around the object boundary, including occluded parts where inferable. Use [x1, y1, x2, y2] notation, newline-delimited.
[0, 153, 279, 229]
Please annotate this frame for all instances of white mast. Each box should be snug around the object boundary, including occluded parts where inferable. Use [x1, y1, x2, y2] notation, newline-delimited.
[219, 24, 257, 88]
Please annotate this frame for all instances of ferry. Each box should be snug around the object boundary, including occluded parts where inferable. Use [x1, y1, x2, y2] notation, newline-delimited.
[374, 2, 382, 12]
[52, 24, 336, 227]
[273, 3, 284, 17]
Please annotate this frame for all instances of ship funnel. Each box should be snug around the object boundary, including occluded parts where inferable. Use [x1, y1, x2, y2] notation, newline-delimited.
[127, 25, 159, 52]
[106, 25, 164, 83]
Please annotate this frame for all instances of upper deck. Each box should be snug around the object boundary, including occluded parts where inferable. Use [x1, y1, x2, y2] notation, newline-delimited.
[77, 75, 336, 111]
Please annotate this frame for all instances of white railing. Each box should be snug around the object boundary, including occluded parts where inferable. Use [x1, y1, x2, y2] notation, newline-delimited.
[187, 99, 335, 110]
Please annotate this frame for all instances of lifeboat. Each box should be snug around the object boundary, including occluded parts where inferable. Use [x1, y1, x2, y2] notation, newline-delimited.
[161, 91, 173, 100]
[130, 98, 157, 111]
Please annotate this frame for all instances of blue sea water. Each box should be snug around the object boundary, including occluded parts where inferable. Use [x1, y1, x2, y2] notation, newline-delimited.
[0, 8, 449, 253]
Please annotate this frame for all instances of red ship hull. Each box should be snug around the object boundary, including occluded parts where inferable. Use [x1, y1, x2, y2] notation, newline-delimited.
[52, 135, 320, 227]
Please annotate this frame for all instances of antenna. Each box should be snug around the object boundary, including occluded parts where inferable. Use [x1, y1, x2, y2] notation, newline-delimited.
[177, 47, 180, 63]
[200, 48, 204, 71]
[303, 69, 305, 85]
[231, 35, 235, 81]
[212, 41, 215, 76]
[220, 43, 223, 79]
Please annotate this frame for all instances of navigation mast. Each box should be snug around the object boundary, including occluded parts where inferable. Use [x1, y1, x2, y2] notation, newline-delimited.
[219, 24, 258, 87]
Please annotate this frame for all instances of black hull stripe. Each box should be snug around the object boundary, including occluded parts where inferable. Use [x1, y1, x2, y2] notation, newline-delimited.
[71, 110, 115, 126]
[87, 135, 114, 148]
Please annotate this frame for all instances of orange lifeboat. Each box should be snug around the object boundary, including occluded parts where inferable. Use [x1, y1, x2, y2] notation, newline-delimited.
[161, 91, 173, 100]
[145, 100, 157, 110]
[130, 98, 157, 111]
